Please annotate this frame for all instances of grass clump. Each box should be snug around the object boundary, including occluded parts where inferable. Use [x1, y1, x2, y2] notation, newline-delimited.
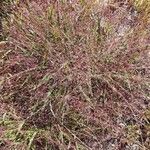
[0, 0, 150, 149]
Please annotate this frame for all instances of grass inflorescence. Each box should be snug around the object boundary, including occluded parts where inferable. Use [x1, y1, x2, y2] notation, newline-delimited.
[0, 0, 150, 149]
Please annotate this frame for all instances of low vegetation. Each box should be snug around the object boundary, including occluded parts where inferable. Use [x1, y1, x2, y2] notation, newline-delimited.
[0, 0, 149, 149]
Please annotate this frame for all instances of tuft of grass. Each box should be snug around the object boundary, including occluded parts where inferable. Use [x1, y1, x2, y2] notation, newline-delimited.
[0, 0, 149, 149]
